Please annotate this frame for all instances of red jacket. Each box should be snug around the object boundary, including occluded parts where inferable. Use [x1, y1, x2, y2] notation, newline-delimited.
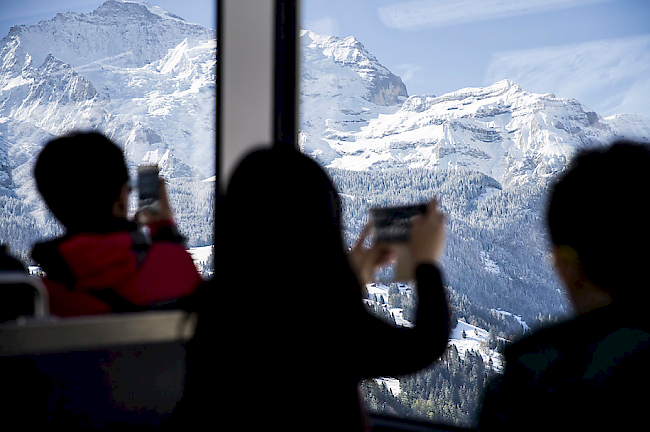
[31, 219, 203, 317]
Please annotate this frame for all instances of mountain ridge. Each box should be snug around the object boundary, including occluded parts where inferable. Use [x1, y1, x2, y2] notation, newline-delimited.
[301, 65, 650, 186]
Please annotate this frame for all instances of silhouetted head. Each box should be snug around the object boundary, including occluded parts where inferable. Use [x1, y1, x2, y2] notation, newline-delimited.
[547, 139, 650, 301]
[222, 145, 358, 320]
[34, 131, 129, 231]
[225, 145, 346, 270]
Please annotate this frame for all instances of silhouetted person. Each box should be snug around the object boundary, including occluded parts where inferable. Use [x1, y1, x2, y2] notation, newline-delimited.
[477, 140, 650, 431]
[181, 145, 450, 431]
[30, 131, 202, 316]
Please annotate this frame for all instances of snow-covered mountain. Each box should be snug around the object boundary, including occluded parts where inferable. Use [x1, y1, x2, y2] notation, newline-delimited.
[300, 31, 650, 187]
[1, 0, 649, 256]
[0, 0, 216, 195]
[0, 0, 216, 251]
[300, 29, 409, 165]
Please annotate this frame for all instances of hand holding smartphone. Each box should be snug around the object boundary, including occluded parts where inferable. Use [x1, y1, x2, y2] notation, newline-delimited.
[136, 165, 174, 225]
[370, 204, 427, 282]
[138, 165, 160, 214]
[369, 204, 428, 244]
[370, 201, 444, 281]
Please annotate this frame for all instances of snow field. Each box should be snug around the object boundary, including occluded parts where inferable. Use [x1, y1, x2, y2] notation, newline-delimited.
[366, 282, 505, 395]
[492, 309, 530, 332]
[189, 245, 213, 266]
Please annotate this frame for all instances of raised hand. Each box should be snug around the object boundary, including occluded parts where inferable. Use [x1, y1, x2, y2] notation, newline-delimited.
[348, 223, 395, 286]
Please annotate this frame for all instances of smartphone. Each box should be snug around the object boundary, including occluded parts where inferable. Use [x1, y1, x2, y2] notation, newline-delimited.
[370, 203, 427, 243]
[138, 165, 160, 213]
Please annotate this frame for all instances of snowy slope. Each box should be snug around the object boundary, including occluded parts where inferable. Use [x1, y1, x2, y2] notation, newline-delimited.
[189, 245, 212, 265]
[189, 245, 213, 277]
[366, 282, 505, 384]
[449, 319, 504, 372]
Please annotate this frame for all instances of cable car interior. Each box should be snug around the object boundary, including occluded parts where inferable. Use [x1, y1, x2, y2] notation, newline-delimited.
[1, 0, 648, 430]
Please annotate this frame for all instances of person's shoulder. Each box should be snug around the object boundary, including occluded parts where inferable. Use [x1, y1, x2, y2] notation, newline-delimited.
[504, 304, 650, 372]
[505, 318, 572, 356]
[501, 314, 597, 376]
[502, 328, 564, 378]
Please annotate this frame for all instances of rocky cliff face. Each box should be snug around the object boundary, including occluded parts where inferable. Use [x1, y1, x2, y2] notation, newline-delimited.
[299, 30, 410, 166]
[301, 30, 408, 106]
[4, 0, 214, 70]
[300, 69, 650, 187]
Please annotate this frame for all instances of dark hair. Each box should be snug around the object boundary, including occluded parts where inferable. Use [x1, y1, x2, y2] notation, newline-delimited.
[225, 145, 345, 263]
[222, 145, 353, 316]
[546, 139, 650, 297]
[34, 131, 129, 230]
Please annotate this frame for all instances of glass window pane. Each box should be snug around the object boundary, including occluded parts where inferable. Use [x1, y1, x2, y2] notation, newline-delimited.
[0, 1, 216, 277]
[300, 0, 650, 427]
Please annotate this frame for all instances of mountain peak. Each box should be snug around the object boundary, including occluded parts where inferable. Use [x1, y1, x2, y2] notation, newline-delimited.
[491, 78, 519, 89]
[0, 0, 216, 189]
[39, 53, 63, 69]
[93, 0, 188, 24]
[0, 0, 214, 70]
[447, 79, 523, 101]
[301, 29, 408, 106]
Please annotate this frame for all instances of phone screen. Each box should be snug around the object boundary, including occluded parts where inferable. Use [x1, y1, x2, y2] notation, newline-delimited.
[370, 204, 426, 243]
[138, 166, 159, 208]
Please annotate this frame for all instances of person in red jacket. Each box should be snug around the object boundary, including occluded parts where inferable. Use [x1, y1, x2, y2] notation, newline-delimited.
[30, 131, 202, 316]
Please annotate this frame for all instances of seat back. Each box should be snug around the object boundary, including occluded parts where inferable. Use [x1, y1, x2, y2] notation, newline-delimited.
[0, 272, 49, 322]
[0, 310, 196, 428]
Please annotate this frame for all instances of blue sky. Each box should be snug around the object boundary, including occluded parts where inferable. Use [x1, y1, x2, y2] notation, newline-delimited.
[302, 0, 650, 119]
[1, 1, 648, 119]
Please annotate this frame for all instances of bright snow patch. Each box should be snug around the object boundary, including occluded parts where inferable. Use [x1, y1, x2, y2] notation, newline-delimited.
[366, 282, 411, 298]
[364, 283, 506, 389]
[493, 309, 530, 332]
[449, 319, 504, 372]
[28, 266, 42, 275]
[189, 245, 212, 265]
[375, 377, 401, 395]
[477, 186, 501, 202]
[480, 251, 501, 275]
[2, 75, 33, 92]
